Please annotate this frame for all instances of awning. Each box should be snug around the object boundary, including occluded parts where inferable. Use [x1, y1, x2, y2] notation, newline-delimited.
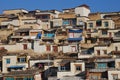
[68, 38, 82, 41]
[69, 29, 83, 33]
[8, 65, 25, 69]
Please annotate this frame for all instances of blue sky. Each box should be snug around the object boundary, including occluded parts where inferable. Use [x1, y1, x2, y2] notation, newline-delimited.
[0, 0, 120, 13]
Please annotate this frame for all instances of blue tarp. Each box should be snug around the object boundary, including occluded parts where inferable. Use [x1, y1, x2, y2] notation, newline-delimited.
[5, 77, 14, 80]
[44, 33, 54, 38]
[36, 33, 41, 39]
[97, 63, 107, 69]
[68, 38, 82, 41]
[69, 29, 83, 33]
[63, 21, 69, 25]
[8, 65, 25, 69]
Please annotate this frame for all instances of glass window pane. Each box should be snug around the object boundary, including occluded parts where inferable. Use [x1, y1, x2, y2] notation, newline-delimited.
[6, 59, 10, 64]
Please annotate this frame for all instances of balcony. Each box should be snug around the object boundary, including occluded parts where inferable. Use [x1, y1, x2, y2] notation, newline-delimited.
[68, 37, 82, 41]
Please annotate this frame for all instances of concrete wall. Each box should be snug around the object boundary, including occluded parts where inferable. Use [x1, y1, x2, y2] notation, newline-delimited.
[53, 18, 62, 27]
[2, 55, 30, 73]
[41, 22, 51, 29]
[48, 77, 57, 80]
[60, 76, 83, 80]
[94, 42, 120, 56]
[1, 20, 20, 26]
[0, 43, 31, 52]
[21, 19, 42, 29]
[0, 29, 13, 40]
[57, 61, 85, 79]
[3, 9, 28, 15]
[112, 43, 120, 51]
[75, 7, 90, 17]
[71, 61, 85, 73]
[115, 59, 120, 69]
[87, 19, 115, 30]
[34, 41, 80, 54]
[0, 17, 8, 25]
[54, 59, 62, 67]
[62, 44, 79, 53]
[108, 70, 120, 80]
[57, 71, 75, 79]
[33, 41, 46, 54]
[89, 13, 101, 20]
[59, 13, 76, 19]
[94, 46, 108, 56]
[29, 59, 53, 68]
[34, 74, 42, 80]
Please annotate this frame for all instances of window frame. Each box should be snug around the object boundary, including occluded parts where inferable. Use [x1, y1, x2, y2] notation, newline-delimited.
[89, 23, 93, 28]
[102, 30, 107, 35]
[104, 21, 109, 27]
[103, 50, 107, 54]
[17, 56, 27, 63]
[76, 66, 81, 71]
[6, 58, 10, 64]
[97, 50, 100, 55]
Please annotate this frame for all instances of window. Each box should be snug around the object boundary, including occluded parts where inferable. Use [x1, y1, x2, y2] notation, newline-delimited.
[112, 74, 118, 80]
[79, 21, 84, 25]
[71, 46, 76, 52]
[94, 29, 98, 32]
[61, 66, 66, 71]
[89, 23, 93, 28]
[104, 22, 109, 27]
[96, 20, 102, 26]
[46, 45, 51, 51]
[42, 15, 49, 19]
[97, 50, 100, 55]
[23, 44, 27, 50]
[17, 57, 26, 63]
[115, 31, 120, 37]
[115, 46, 118, 51]
[76, 66, 81, 71]
[103, 50, 107, 54]
[6, 59, 10, 64]
[53, 46, 58, 52]
[102, 30, 107, 35]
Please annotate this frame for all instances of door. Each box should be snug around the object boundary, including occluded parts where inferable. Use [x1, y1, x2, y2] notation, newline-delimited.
[23, 44, 27, 50]
[53, 46, 58, 52]
[71, 46, 76, 52]
[109, 32, 112, 37]
[46, 45, 51, 51]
